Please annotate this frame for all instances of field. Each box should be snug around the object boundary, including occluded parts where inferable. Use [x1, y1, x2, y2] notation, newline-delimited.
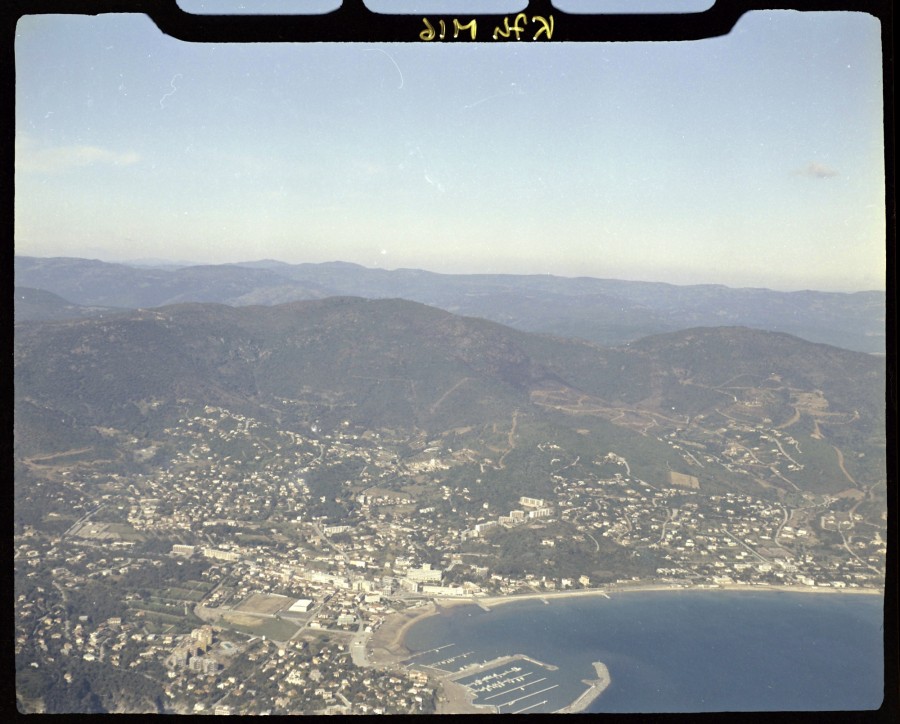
[667, 471, 700, 489]
[234, 592, 294, 615]
[104, 522, 145, 541]
[221, 612, 300, 641]
[72, 522, 116, 540]
[222, 611, 266, 627]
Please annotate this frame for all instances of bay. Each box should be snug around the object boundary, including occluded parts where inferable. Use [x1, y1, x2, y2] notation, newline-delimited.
[402, 590, 884, 713]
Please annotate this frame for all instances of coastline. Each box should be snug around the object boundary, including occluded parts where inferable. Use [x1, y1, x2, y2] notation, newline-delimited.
[368, 583, 882, 663]
[367, 598, 472, 667]
[366, 584, 882, 714]
[477, 582, 883, 609]
[366, 598, 496, 714]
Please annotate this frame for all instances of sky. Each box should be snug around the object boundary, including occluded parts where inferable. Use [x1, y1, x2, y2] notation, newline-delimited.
[14, 9, 885, 291]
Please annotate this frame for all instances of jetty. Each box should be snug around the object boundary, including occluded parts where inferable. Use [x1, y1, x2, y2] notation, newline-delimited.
[555, 661, 610, 713]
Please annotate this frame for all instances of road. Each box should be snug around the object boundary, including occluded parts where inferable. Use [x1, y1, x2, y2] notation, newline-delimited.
[658, 507, 676, 545]
[773, 503, 790, 545]
[312, 522, 350, 564]
[349, 615, 371, 667]
[721, 528, 768, 564]
[62, 503, 105, 539]
[832, 445, 857, 485]
[838, 524, 883, 576]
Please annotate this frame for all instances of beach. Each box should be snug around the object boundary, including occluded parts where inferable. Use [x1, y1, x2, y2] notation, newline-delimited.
[367, 598, 472, 667]
[366, 598, 492, 714]
[475, 583, 883, 611]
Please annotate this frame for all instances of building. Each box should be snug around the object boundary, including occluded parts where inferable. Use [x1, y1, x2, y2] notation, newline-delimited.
[473, 520, 499, 536]
[191, 626, 214, 652]
[421, 584, 467, 597]
[519, 496, 546, 509]
[288, 599, 314, 613]
[165, 648, 190, 669]
[499, 515, 524, 527]
[309, 571, 350, 588]
[190, 656, 219, 674]
[405, 563, 442, 583]
[171, 544, 196, 557]
[202, 547, 240, 562]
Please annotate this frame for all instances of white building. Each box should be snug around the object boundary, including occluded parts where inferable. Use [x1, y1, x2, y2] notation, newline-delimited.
[202, 547, 240, 562]
[288, 599, 314, 613]
[519, 496, 546, 509]
[405, 564, 442, 583]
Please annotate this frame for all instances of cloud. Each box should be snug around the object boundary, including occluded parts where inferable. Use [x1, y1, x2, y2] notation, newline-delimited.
[16, 135, 140, 173]
[796, 161, 838, 179]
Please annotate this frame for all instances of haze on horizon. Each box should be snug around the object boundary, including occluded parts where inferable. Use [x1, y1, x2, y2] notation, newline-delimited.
[14, 10, 886, 293]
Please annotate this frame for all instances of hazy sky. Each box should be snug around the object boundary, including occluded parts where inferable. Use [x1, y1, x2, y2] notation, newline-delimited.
[15, 10, 885, 291]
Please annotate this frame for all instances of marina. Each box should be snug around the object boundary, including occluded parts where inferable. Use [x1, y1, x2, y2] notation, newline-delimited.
[404, 643, 606, 714]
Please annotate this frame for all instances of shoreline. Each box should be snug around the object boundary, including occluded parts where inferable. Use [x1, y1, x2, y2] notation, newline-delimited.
[366, 584, 882, 714]
[476, 582, 883, 610]
[369, 583, 882, 660]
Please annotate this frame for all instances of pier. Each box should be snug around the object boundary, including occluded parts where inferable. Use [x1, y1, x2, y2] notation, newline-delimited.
[555, 661, 611, 713]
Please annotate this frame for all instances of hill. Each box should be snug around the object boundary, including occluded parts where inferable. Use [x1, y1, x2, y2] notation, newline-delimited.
[13, 286, 121, 323]
[14, 297, 884, 499]
[15, 256, 885, 353]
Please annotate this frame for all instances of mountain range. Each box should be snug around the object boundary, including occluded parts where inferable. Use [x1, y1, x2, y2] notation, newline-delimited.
[14, 296, 885, 501]
[14, 256, 885, 353]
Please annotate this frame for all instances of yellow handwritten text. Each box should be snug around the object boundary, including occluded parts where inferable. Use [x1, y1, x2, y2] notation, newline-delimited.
[493, 13, 554, 41]
[420, 17, 478, 42]
[419, 15, 554, 42]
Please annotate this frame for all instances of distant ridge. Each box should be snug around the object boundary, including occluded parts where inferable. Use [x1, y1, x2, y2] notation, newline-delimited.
[13, 286, 122, 323]
[14, 255, 885, 353]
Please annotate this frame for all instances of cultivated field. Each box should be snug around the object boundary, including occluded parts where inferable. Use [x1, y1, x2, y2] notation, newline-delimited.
[667, 470, 700, 489]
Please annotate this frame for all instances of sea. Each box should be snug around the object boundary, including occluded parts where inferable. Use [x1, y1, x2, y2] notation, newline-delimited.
[402, 590, 884, 713]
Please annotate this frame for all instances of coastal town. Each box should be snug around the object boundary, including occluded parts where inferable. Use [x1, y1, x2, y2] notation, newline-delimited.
[15, 404, 885, 714]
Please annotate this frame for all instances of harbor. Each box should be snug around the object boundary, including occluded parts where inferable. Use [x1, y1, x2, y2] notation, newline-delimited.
[404, 643, 607, 714]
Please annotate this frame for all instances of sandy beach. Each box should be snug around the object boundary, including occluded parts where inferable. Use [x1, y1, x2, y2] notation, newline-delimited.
[367, 598, 473, 667]
[366, 598, 492, 714]
[475, 582, 883, 610]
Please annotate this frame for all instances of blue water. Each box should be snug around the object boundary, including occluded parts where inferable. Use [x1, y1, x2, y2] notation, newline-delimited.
[403, 591, 884, 712]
